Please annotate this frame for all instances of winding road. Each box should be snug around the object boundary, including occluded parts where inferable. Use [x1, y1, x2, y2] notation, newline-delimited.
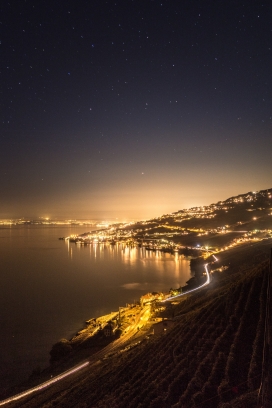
[0, 257, 216, 406]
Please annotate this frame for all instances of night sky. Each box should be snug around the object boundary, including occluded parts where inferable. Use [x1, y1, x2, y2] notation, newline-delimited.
[2, 1, 272, 221]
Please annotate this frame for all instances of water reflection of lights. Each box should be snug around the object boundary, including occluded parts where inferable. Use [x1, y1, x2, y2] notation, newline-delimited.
[67, 240, 73, 260]
[64, 243, 191, 288]
[94, 242, 97, 259]
[121, 246, 137, 264]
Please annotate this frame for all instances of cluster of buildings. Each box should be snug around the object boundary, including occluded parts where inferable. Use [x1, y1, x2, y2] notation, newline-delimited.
[64, 188, 272, 255]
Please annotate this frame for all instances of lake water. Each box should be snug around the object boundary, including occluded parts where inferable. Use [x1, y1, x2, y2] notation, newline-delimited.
[0, 224, 192, 391]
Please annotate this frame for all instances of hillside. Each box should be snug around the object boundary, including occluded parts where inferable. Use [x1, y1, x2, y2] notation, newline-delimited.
[7, 241, 272, 408]
[77, 188, 272, 253]
[144, 188, 272, 249]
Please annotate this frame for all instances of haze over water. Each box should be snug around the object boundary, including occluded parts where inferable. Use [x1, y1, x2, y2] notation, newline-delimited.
[0, 224, 192, 391]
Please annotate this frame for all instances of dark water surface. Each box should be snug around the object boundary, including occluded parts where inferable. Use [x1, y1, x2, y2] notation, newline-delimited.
[0, 225, 192, 390]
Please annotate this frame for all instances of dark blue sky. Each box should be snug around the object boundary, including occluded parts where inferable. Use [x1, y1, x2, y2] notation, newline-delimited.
[1, 1, 272, 220]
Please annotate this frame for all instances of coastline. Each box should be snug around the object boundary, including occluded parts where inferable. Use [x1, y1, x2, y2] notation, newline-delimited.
[0, 225, 193, 395]
[0, 255, 208, 404]
[47, 256, 207, 369]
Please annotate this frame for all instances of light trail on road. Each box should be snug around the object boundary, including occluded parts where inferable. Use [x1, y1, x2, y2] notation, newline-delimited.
[162, 264, 210, 302]
[162, 255, 218, 302]
[0, 362, 89, 406]
[0, 256, 217, 406]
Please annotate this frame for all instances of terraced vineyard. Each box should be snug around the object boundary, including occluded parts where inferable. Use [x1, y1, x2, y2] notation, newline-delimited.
[88, 262, 268, 408]
[11, 246, 271, 408]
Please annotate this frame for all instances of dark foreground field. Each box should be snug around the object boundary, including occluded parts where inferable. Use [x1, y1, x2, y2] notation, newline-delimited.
[5, 240, 272, 408]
